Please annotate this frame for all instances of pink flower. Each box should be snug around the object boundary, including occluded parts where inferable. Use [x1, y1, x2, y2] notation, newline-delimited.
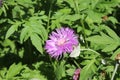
[45, 27, 78, 58]
[73, 68, 81, 80]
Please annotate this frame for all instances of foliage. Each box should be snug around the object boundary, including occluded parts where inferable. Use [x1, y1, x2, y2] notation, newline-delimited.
[0, 0, 120, 80]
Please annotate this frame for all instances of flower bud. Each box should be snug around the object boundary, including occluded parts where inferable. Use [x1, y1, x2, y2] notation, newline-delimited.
[73, 68, 81, 80]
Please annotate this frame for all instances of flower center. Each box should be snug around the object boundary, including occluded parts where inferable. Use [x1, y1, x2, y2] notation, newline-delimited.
[57, 38, 66, 46]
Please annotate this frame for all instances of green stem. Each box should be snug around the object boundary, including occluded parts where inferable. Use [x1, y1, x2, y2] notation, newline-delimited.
[111, 63, 119, 80]
[47, 0, 53, 30]
[73, 59, 81, 68]
[80, 20, 88, 47]
[73, 0, 79, 14]
[73, 0, 88, 47]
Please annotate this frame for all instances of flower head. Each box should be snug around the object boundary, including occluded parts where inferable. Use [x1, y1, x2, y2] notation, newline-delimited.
[73, 68, 81, 80]
[45, 27, 78, 58]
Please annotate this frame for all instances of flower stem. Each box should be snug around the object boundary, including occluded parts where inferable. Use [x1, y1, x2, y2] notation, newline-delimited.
[111, 63, 119, 80]
[73, 59, 81, 68]
[80, 20, 88, 48]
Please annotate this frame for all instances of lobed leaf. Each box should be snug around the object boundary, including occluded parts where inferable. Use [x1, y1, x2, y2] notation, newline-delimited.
[103, 25, 119, 41]
[20, 27, 30, 43]
[5, 21, 21, 39]
[80, 59, 97, 80]
[6, 63, 24, 79]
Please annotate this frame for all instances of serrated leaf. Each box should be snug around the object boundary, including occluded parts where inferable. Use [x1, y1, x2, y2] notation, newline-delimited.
[80, 59, 96, 80]
[87, 32, 119, 52]
[20, 27, 30, 43]
[104, 26, 119, 41]
[0, 68, 7, 78]
[100, 32, 114, 42]
[67, 14, 81, 21]
[5, 22, 21, 39]
[6, 63, 23, 79]
[86, 35, 113, 44]
[102, 43, 119, 52]
[30, 33, 43, 54]
[80, 60, 91, 65]
[108, 17, 118, 24]
[27, 17, 48, 41]
[105, 66, 114, 72]
[66, 68, 75, 76]
[35, 24, 48, 41]
[86, 10, 102, 23]
[54, 61, 65, 80]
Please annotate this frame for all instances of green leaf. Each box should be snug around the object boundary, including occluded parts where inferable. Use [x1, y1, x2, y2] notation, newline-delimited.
[6, 63, 23, 79]
[34, 24, 48, 41]
[105, 66, 114, 73]
[21, 66, 47, 80]
[0, 19, 7, 24]
[2, 39, 15, 53]
[30, 33, 43, 54]
[81, 60, 91, 65]
[111, 48, 120, 60]
[87, 32, 119, 52]
[20, 27, 30, 43]
[16, 0, 35, 8]
[5, 21, 21, 39]
[80, 59, 97, 80]
[26, 17, 48, 41]
[108, 17, 118, 24]
[12, 6, 25, 18]
[86, 10, 102, 23]
[103, 25, 119, 41]
[0, 68, 7, 78]
[66, 68, 75, 76]
[87, 34, 113, 45]
[54, 61, 66, 80]
[102, 43, 119, 52]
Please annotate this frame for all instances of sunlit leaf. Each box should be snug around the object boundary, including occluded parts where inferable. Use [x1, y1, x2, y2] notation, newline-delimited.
[54, 61, 65, 80]
[20, 26, 30, 43]
[30, 33, 43, 54]
[6, 63, 24, 79]
[5, 21, 21, 39]
[80, 59, 97, 80]
[103, 25, 119, 41]
[111, 48, 120, 60]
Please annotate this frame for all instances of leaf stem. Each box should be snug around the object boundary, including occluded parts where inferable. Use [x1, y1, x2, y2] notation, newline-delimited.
[111, 63, 119, 80]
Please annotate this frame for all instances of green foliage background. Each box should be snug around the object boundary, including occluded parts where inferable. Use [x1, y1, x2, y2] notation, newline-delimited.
[0, 0, 120, 80]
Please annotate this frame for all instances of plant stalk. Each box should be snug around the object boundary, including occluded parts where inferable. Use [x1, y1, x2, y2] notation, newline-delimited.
[47, 0, 53, 30]
[73, 59, 81, 68]
[73, 0, 88, 47]
[111, 63, 119, 80]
